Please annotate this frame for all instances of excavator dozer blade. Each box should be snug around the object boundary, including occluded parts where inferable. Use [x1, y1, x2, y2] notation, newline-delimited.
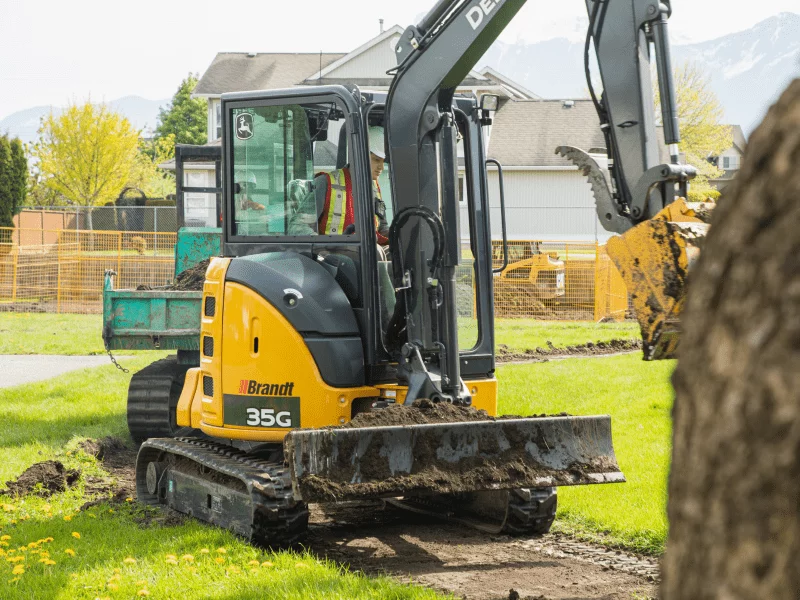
[606, 199, 710, 360]
[284, 415, 624, 503]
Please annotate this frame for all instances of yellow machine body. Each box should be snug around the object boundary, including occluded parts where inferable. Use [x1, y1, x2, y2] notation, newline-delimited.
[176, 257, 498, 441]
[606, 198, 710, 360]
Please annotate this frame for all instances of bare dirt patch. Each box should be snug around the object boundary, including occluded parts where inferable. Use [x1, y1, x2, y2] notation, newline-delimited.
[308, 503, 656, 600]
[496, 339, 642, 363]
[2, 461, 80, 497]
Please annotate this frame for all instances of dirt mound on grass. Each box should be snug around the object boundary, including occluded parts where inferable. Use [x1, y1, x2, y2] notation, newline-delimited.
[496, 338, 642, 363]
[2, 461, 80, 497]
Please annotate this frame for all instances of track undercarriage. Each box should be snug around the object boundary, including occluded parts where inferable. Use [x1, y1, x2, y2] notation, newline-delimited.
[135, 436, 558, 546]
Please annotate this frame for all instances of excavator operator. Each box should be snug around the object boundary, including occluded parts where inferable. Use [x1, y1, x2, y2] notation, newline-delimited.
[288, 126, 389, 246]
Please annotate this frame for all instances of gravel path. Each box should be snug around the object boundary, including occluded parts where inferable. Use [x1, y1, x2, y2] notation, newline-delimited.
[0, 355, 119, 388]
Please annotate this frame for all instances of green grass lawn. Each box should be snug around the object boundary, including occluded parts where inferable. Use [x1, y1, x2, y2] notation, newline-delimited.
[2, 313, 640, 356]
[459, 317, 639, 353]
[0, 358, 446, 599]
[0, 313, 105, 355]
[498, 353, 674, 555]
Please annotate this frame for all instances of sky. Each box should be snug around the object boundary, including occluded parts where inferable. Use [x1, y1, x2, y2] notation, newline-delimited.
[1, 0, 797, 120]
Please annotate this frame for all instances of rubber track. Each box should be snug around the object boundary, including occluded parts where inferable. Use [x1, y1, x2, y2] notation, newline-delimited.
[127, 357, 190, 444]
[503, 487, 557, 535]
[391, 487, 557, 536]
[137, 437, 308, 547]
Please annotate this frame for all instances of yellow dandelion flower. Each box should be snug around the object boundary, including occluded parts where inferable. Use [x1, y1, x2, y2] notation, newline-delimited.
[199, 548, 210, 554]
[108, 574, 121, 582]
[165, 558, 178, 566]
[19, 516, 29, 521]
[37, 539, 46, 545]
[113, 568, 121, 574]
[137, 590, 150, 597]
[0, 535, 10, 541]
[27, 542, 38, 548]
[63, 515, 72, 522]
[17, 547, 27, 552]
[10, 520, 16, 525]
[108, 509, 115, 514]
[8, 577, 20, 583]
[165, 554, 177, 561]
[125, 498, 133, 503]
[216, 547, 226, 554]
[186, 566, 197, 574]
[65, 549, 76, 557]
[72, 532, 81, 539]
[214, 556, 224, 564]
[0, 542, 8, 548]
[249, 567, 259, 574]
[181, 554, 194, 563]
[226, 565, 241, 574]
[44, 538, 53, 543]
[44, 559, 56, 566]
[2, 504, 15, 512]
[7, 549, 15, 554]
[42, 505, 51, 512]
[88, 513, 97, 519]
[295, 562, 309, 569]
[248, 560, 260, 566]
[39, 558, 49, 563]
[107, 583, 119, 591]
[261, 561, 273, 567]
[123, 557, 137, 564]
[7, 556, 25, 563]
[12, 565, 24, 575]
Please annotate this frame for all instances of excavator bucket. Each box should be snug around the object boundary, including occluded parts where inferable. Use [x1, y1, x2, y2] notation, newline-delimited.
[606, 199, 711, 360]
[284, 415, 623, 503]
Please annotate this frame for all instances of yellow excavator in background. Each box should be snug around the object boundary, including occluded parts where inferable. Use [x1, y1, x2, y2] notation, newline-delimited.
[120, 0, 699, 546]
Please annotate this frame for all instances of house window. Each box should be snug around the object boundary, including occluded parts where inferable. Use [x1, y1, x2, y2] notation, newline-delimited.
[215, 101, 222, 140]
[723, 155, 740, 170]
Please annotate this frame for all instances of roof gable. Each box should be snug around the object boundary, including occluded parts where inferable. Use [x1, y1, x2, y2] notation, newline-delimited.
[306, 25, 405, 81]
[194, 52, 345, 96]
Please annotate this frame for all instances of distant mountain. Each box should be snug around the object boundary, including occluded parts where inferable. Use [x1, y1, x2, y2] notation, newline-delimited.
[0, 96, 168, 144]
[480, 12, 800, 134]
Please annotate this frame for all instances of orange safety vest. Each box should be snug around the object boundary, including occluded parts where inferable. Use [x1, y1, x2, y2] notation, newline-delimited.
[317, 169, 354, 235]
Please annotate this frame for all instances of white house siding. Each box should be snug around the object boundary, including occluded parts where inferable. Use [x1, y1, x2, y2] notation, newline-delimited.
[459, 169, 611, 242]
[322, 35, 402, 80]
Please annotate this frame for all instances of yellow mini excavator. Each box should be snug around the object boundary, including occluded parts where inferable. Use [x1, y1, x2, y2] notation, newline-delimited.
[127, 0, 695, 545]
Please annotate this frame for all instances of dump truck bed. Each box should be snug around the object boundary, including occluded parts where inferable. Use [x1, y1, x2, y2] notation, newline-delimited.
[102, 276, 202, 351]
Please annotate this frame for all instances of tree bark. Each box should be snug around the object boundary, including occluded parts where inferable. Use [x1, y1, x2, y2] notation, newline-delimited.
[663, 80, 800, 598]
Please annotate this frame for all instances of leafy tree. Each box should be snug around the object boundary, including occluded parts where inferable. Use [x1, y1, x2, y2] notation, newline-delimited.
[0, 136, 13, 227]
[9, 138, 27, 215]
[656, 61, 732, 188]
[155, 74, 207, 148]
[32, 102, 140, 209]
[129, 134, 176, 199]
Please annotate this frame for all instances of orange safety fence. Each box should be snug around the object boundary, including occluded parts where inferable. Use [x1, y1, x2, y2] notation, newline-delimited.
[0, 227, 175, 314]
[0, 228, 629, 321]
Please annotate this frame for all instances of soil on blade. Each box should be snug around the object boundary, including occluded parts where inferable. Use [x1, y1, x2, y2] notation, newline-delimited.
[297, 400, 612, 502]
[496, 338, 642, 363]
[2, 461, 80, 497]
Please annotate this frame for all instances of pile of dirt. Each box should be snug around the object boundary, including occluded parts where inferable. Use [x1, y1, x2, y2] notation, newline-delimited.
[171, 259, 211, 291]
[344, 398, 493, 428]
[2, 461, 80, 497]
[496, 338, 642, 363]
[78, 437, 137, 503]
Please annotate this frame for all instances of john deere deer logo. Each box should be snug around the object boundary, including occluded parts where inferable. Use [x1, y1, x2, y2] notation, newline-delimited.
[236, 113, 254, 140]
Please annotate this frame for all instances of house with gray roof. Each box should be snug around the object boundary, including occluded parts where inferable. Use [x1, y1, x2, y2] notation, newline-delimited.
[710, 125, 746, 191]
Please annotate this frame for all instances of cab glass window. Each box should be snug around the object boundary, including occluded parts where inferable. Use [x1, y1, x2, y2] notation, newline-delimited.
[230, 102, 348, 237]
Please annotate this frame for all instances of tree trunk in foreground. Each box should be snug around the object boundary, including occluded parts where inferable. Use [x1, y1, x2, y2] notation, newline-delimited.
[663, 79, 800, 598]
